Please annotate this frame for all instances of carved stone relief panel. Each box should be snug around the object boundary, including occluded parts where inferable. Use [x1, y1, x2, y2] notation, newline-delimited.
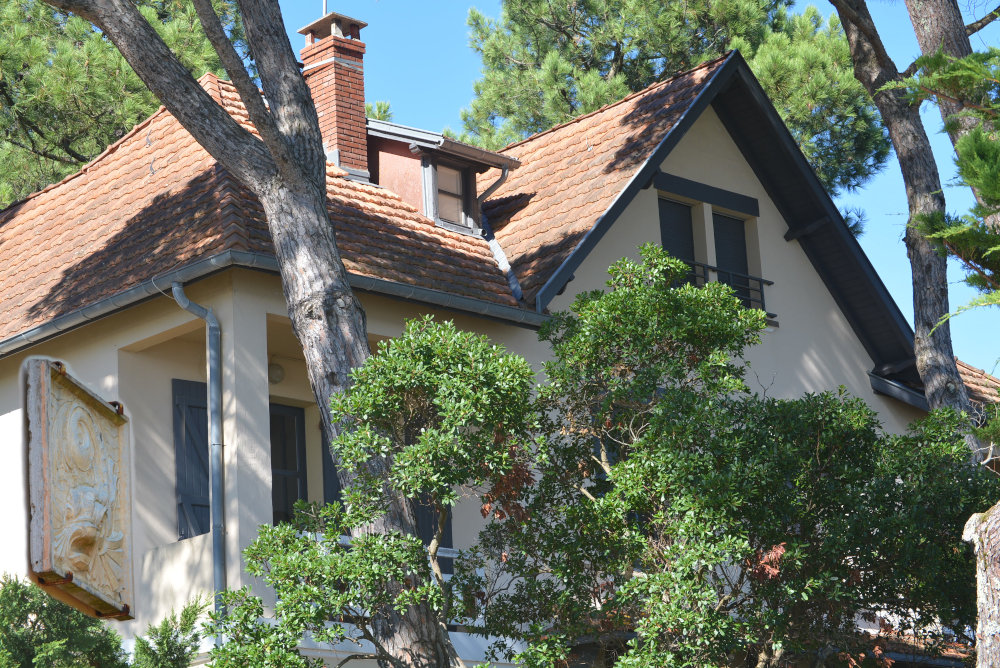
[24, 359, 133, 620]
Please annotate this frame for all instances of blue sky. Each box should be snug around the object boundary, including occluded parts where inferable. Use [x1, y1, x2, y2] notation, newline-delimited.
[277, 1, 1000, 373]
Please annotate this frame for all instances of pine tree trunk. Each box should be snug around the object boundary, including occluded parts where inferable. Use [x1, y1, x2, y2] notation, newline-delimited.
[902, 0, 1000, 229]
[39, 0, 454, 665]
[833, 0, 975, 422]
[966, 507, 1000, 668]
[898, 7, 1000, 664]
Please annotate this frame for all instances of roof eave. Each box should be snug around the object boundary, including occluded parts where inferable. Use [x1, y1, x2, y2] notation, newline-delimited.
[0, 252, 547, 360]
[366, 118, 519, 170]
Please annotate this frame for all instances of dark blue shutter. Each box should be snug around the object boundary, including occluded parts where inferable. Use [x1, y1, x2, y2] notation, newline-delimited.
[713, 212, 750, 304]
[269, 404, 308, 525]
[322, 431, 341, 505]
[172, 379, 210, 540]
[658, 198, 695, 263]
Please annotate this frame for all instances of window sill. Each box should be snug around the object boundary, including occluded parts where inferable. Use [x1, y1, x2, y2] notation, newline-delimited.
[435, 218, 480, 236]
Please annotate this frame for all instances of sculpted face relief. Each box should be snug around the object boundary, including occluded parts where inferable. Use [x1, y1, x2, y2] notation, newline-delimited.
[25, 359, 133, 620]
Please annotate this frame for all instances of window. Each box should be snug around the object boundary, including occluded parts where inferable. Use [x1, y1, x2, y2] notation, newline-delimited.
[713, 212, 751, 304]
[269, 403, 308, 525]
[658, 198, 696, 264]
[657, 197, 772, 315]
[173, 379, 209, 540]
[423, 158, 477, 233]
[437, 165, 465, 226]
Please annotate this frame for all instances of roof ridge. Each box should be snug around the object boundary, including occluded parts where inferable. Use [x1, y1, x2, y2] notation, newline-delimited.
[497, 53, 732, 155]
[0, 73, 230, 217]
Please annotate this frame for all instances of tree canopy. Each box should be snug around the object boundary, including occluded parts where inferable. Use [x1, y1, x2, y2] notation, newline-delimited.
[459, 1, 889, 196]
[209, 247, 995, 667]
[0, 576, 205, 668]
[0, 0, 243, 208]
[0, 575, 127, 668]
[455, 245, 994, 667]
[210, 317, 537, 667]
[899, 48, 1000, 317]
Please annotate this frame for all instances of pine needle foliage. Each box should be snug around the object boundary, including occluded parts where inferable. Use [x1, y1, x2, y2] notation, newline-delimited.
[897, 48, 1000, 315]
[460, 1, 889, 196]
[0, 0, 245, 209]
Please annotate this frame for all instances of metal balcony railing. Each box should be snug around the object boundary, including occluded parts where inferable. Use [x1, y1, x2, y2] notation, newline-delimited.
[683, 261, 775, 318]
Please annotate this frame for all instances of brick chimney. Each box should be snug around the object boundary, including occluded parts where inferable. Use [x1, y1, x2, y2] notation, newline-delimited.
[298, 12, 368, 178]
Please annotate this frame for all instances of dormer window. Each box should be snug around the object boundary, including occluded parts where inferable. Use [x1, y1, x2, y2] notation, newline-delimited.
[422, 158, 478, 234]
[436, 164, 467, 227]
[365, 119, 521, 234]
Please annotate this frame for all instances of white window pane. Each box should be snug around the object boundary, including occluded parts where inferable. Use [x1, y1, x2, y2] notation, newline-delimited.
[438, 165, 462, 194]
[438, 192, 463, 224]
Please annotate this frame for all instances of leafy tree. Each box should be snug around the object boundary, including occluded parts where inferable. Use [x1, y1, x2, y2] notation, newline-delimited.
[454, 246, 995, 667]
[212, 247, 994, 667]
[460, 0, 889, 197]
[210, 317, 537, 667]
[132, 598, 208, 668]
[0, 575, 128, 668]
[0, 0, 244, 209]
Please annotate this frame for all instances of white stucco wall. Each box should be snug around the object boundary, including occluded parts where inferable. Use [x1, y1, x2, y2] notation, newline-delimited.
[548, 106, 924, 434]
[0, 268, 543, 663]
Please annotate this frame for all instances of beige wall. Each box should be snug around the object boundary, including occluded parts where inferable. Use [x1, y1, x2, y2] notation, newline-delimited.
[0, 267, 545, 657]
[0, 107, 926, 655]
[549, 106, 924, 433]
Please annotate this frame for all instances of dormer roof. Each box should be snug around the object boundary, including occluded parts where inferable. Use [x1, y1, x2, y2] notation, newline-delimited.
[367, 119, 520, 172]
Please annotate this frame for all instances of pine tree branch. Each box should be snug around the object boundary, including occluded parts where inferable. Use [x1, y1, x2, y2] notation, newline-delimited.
[901, 58, 921, 79]
[828, 0, 898, 74]
[0, 82, 90, 164]
[40, 0, 275, 191]
[967, 5, 1000, 35]
[2, 134, 81, 165]
[190, 0, 293, 173]
[233, 0, 327, 187]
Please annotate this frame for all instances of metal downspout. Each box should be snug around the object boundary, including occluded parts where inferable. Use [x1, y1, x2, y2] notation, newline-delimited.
[478, 165, 509, 208]
[478, 166, 525, 302]
[171, 283, 227, 624]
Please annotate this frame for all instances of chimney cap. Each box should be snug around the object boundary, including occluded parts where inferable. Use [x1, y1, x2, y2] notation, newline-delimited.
[297, 11, 367, 40]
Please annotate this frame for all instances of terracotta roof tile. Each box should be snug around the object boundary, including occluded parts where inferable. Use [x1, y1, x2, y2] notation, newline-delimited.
[481, 55, 728, 305]
[957, 358, 1000, 405]
[0, 75, 517, 345]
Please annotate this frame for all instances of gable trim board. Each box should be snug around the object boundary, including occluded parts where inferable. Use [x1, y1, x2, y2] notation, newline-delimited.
[0, 249, 547, 361]
[531, 54, 734, 313]
[523, 51, 922, 406]
[652, 171, 760, 218]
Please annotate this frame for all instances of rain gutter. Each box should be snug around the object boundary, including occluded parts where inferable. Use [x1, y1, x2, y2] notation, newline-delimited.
[0, 250, 546, 360]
